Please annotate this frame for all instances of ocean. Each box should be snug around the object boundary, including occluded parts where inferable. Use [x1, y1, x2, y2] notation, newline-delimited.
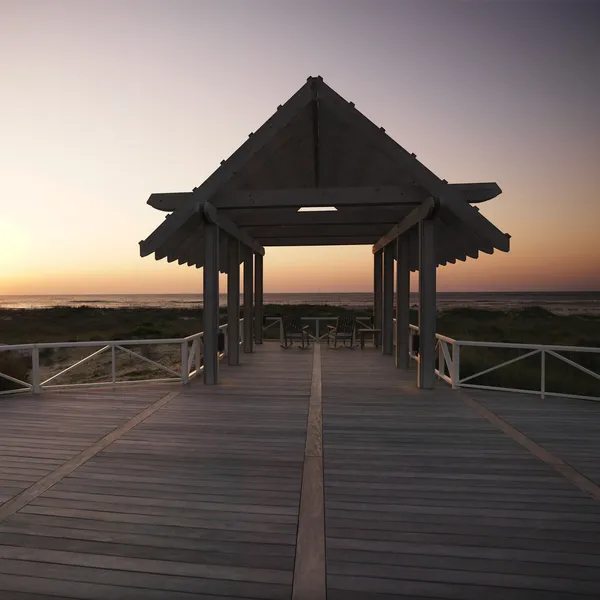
[0, 292, 599, 315]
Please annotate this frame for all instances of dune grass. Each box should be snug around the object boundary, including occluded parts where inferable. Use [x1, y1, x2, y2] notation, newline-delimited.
[1, 304, 599, 396]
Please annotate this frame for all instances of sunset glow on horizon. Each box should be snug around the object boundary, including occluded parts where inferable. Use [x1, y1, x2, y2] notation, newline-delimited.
[2, 0, 599, 295]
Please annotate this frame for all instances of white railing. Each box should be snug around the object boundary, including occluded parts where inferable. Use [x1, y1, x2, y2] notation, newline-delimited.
[0, 319, 243, 396]
[407, 324, 600, 402]
[2, 315, 598, 401]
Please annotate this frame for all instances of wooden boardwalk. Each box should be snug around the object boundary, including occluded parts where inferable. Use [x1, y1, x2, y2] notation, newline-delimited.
[0, 343, 599, 599]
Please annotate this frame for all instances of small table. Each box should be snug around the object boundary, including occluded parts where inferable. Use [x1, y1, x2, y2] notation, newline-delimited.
[358, 328, 381, 349]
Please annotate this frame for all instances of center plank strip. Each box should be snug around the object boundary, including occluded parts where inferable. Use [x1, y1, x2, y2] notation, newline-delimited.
[0, 390, 180, 521]
[292, 342, 326, 600]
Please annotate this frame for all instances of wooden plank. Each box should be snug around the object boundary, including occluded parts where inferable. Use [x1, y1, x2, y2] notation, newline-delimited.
[247, 223, 391, 239]
[229, 207, 411, 227]
[460, 393, 600, 501]
[448, 182, 502, 203]
[327, 560, 600, 593]
[148, 183, 501, 213]
[0, 391, 180, 522]
[0, 343, 311, 599]
[262, 236, 377, 246]
[319, 347, 600, 599]
[215, 186, 426, 209]
[0, 570, 289, 600]
[327, 573, 597, 600]
[292, 343, 325, 600]
[468, 391, 600, 489]
[2, 340, 600, 598]
[0, 544, 291, 585]
[0, 531, 294, 571]
[0, 524, 296, 557]
[149, 187, 425, 212]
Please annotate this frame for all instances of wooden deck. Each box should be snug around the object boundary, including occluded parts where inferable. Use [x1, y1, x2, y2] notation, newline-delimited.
[0, 342, 600, 599]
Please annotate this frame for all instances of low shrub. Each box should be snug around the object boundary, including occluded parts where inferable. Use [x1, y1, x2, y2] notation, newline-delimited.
[0, 353, 31, 391]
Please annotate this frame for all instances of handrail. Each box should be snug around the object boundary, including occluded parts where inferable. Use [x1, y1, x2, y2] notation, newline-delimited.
[407, 323, 599, 401]
[1, 316, 598, 401]
[451, 340, 600, 354]
[0, 326, 225, 395]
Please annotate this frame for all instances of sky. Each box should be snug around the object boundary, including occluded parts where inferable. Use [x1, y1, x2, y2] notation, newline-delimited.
[1, 0, 599, 294]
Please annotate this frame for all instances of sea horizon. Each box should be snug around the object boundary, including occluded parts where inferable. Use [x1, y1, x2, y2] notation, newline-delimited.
[1, 291, 599, 315]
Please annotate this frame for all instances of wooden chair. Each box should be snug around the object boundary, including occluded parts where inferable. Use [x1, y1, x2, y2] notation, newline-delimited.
[327, 316, 356, 349]
[281, 316, 310, 349]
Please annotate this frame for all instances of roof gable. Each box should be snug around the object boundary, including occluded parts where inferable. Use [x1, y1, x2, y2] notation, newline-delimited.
[140, 76, 509, 270]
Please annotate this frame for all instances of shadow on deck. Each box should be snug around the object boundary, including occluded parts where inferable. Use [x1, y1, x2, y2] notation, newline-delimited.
[0, 342, 599, 599]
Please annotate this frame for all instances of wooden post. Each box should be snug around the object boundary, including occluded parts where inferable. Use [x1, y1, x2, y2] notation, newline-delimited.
[227, 235, 240, 365]
[382, 244, 394, 355]
[418, 219, 436, 389]
[373, 250, 382, 347]
[254, 253, 263, 344]
[243, 247, 254, 353]
[395, 233, 410, 369]
[203, 221, 219, 384]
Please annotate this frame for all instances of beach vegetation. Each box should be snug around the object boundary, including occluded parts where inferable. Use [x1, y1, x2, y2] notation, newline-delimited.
[0, 304, 598, 396]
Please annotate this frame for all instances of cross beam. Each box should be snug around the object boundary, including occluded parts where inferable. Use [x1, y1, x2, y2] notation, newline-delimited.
[147, 183, 501, 212]
[230, 207, 412, 227]
[372, 197, 437, 253]
[203, 202, 265, 256]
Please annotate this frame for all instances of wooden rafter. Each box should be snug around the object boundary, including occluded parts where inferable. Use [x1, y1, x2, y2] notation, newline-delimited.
[139, 76, 510, 269]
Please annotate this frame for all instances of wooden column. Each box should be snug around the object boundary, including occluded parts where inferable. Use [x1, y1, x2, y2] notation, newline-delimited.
[227, 235, 240, 366]
[254, 253, 263, 344]
[243, 247, 254, 353]
[382, 244, 394, 355]
[373, 250, 382, 347]
[203, 221, 219, 385]
[418, 219, 436, 389]
[395, 233, 410, 369]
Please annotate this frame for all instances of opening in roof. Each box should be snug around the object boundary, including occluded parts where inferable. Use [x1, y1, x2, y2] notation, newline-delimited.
[297, 206, 338, 212]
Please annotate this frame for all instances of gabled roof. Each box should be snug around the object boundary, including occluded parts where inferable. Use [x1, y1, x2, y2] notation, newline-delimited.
[140, 76, 509, 271]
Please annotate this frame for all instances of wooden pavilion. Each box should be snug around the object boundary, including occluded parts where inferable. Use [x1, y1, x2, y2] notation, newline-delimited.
[140, 76, 510, 388]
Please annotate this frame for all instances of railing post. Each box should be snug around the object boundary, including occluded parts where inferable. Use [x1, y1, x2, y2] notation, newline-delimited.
[227, 235, 240, 365]
[316, 319, 320, 341]
[417, 219, 436, 389]
[452, 343, 460, 390]
[396, 234, 410, 368]
[254, 254, 263, 344]
[32, 346, 41, 395]
[279, 317, 284, 344]
[181, 341, 189, 385]
[382, 243, 394, 355]
[193, 338, 200, 372]
[111, 345, 116, 384]
[243, 247, 254, 354]
[541, 349, 545, 399]
[438, 341, 445, 379]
